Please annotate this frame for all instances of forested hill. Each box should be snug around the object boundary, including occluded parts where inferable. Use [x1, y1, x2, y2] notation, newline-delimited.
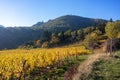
[0, 15, 107, 49]
[0, 27, 42, 49]
[32, 15, 107, 31]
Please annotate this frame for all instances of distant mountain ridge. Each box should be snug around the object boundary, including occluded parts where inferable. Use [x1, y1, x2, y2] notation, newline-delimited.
[0, 25, 4, 28]
[32, 22, 44, 27]
[32, 15, 107, 30]
[0, 15, 107, 49]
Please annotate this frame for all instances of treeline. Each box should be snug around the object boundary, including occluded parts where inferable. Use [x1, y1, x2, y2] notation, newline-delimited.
[19, 22, 107, 49]
[19, 20, 120, 51]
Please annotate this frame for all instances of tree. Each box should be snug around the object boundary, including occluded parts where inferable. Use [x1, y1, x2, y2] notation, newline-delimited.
[97, 22, 106, 33]
[93, 28, 102, 35]
[40, 31, 51, 42]
[58, 31, 64, 41]
[77, 29, 84, 41]
[51, 33, 56, 37]
[84, 27, 95, 34]
[41, 41, 50, 48]
[105, 22, 120, 39]
[110, 18, 113, 22]
[50, 35, 60, 45]
[71, 31, 77, 40]
[84, 32, 99, 49]
[105, 21, 120, 55]
[35, 40, 41, 47]
[118, 32, 120, 39]
[64, 30, 72, 38]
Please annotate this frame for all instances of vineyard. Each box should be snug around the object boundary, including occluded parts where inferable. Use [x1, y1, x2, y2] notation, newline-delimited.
[0, 46, 91, 80]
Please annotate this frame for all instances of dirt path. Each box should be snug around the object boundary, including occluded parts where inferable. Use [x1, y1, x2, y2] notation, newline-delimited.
[64, 53, 106, 80]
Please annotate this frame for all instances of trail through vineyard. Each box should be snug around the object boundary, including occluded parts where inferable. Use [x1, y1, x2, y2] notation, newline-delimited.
[64, 51, 107, 80]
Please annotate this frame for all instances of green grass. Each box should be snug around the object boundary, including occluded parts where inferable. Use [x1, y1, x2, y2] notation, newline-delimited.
[90, 51, 120, 80]
[30, 55, 89, 80]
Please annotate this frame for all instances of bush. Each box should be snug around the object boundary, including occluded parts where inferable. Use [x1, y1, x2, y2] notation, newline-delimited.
[42, 41, 50, 48]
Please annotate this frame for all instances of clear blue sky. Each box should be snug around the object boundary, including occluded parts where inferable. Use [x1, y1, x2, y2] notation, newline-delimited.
[0, 0, 120, 27]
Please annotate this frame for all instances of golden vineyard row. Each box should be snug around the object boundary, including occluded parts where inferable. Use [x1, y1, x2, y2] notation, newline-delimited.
[0, 46, 91, 79]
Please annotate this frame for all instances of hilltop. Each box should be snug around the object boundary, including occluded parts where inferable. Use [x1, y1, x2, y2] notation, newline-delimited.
[32, 15, 107, 31]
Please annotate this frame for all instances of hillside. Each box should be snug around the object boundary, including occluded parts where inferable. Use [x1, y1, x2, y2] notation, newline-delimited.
[32, 15, 107, 31]
[0, 15, 107, 49]
[0, 27, 42, 49]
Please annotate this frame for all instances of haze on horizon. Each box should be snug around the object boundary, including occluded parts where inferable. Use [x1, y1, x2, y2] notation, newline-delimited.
[0, 0, 120, 27]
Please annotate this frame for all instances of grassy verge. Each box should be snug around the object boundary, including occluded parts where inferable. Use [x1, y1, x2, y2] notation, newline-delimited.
[90, 51, 120, 80]
[30, 54, 89, 80]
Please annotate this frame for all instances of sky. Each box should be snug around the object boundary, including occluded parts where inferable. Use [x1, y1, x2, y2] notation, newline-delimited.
[0, 0, 120, 27]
